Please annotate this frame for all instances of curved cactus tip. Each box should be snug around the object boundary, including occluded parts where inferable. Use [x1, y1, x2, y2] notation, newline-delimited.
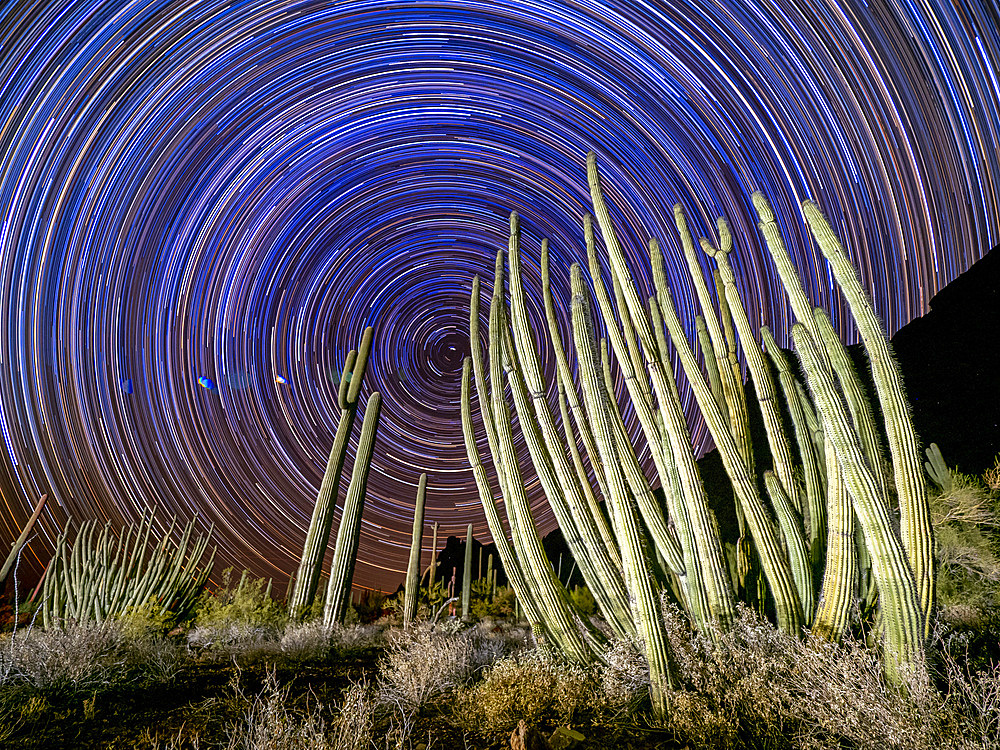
[586, 150, 597, 168]
[717, 216, 733, 254]
[699, 236, 720, 259]
[751, 191, 775, 222]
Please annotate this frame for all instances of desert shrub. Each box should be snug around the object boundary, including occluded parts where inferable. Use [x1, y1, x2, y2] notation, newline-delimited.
[0, 619, 184, 701]
[117, 598, 176, 640]
[597, 637, 650, 714]
[187, 569, 288, 657]
[470, 585, 517, 620]
[194, 568, 286, 631]
[225, 669, 331, 750]
[931, 475, 1000, 630]
[654, 603, 1000, 750]
[378, 621, 526, 714]
[453, 648, 602, 736]
[278, 621, 385, 661]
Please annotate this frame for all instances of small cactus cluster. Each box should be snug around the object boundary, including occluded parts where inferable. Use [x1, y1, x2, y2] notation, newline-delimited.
[41, 511, 214, 628]
[289, 326, 381, 623]
[462, 152, 935, 714]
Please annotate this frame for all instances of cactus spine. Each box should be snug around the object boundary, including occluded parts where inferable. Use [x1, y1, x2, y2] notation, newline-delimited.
[290, 327, 374, 619]
[323, 391, 382, 625]
[403, 473, 428, 627]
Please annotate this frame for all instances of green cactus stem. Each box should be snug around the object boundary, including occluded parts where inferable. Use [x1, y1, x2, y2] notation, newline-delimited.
[403, 473, 428, 627]
[324, 391, 382, 626]
[290, 326, 374, 619]
[461, 523, 473, 621]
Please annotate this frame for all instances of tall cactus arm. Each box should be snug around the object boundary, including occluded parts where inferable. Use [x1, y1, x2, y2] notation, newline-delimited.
[542, 241, 612, 508]
[761, 326, 826, 562]
[488, 279, 595, 661]
[801, 201, 934, 630]
[811, 435, 856, 641]
[793, 322, 924, 681]
[506, 215, 635, 639]
[325, 391, 382, 626]
[571, 264, 674, 716]
[670, 203, 751, 463]
[764, 471, 814, 625]
[504, 326, 635, 639]
[811, 308, 888, 499]
[655, 284, 803, 634]
[705, 230, 800, 511]
[461, 357, 545, 636]
[402, 472, 428, 627]
[461, 523, 474, 621]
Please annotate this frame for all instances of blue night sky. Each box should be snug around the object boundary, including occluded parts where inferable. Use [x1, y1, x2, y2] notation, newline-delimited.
[1, 0, 998, 591]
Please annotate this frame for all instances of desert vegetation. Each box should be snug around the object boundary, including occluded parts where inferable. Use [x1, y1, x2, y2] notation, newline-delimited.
[2, 154, 999, 748]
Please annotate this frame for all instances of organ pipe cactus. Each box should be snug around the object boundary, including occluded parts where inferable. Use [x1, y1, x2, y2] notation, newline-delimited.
[291, 326, 374, 619]
[403, 473, 428, 627]
[41, 511, 214, 628]
[463, 152, 935, 697]
[323, 390, 382, 626]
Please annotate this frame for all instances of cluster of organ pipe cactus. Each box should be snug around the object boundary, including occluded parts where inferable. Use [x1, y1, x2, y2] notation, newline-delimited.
[461, 152, 936, 715]
[41, 511, 215, 629]
[290, 326, 380, 621]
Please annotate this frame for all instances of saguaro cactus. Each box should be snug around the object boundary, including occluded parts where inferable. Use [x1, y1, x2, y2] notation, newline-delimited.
[461, 523, 473, 621]
[323, 391, 383, 626]
[403, 473, 428, 626]
[290, 326, 374, 618]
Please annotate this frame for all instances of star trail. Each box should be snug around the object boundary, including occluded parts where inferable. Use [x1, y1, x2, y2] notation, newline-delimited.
[0, 0, 997, 592]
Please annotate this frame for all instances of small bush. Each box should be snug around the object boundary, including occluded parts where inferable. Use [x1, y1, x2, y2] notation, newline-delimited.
[194, 569, 287, 631]
[453, 649, 602, 736]
[0, 619, 184, 701]
[225, 669, 331, 750]
[378, 622, 526, 714]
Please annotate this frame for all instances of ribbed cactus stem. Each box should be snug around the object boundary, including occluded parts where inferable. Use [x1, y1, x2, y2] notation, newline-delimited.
[793, 323, 923, 681]
[461, 357, 547, 639]
[761, 326, 826, 565]
[571, 263, 673, 716]
[811, 435, 856, 641]
[801, 200, 934, 633]
[505, 215, 634, 639]
[656, 280, 803, 634]
[461, 523, 473, 621]
[291, 326, 374, 618]
[324, 391, 382, 626]
[403, 473, 428, 627]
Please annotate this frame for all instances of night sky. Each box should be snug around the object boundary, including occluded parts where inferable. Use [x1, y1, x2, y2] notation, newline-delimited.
[1, 0, 998, 594]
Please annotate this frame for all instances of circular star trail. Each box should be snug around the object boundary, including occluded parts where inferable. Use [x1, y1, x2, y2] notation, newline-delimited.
[1, 0, 998, 592]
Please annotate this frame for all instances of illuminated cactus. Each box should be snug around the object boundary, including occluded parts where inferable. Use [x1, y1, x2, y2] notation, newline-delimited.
[290, 326, 374, 619]
[403, 473, 428, 627]
[323, 390, 382, 626]
[461, 523, 473, 621]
